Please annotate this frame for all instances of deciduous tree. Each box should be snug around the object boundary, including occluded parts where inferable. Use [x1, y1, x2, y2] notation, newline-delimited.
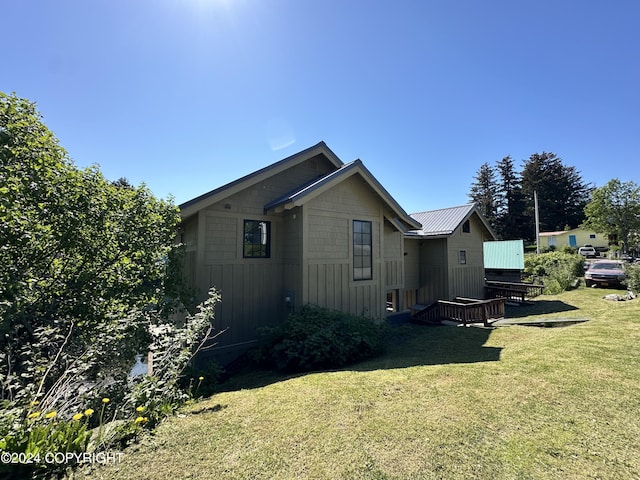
[582, 179, 640, 253]
[0, 92, 213, 414]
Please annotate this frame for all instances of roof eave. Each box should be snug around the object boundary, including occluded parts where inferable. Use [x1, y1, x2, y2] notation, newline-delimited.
[264, 161, 421, 231]
[179, 142, 343, 218]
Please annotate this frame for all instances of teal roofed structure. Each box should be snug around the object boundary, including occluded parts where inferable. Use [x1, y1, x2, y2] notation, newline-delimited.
[483, 240, 525, 282]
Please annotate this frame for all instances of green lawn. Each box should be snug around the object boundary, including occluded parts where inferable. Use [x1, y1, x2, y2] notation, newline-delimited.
[81, 287, 640, 480]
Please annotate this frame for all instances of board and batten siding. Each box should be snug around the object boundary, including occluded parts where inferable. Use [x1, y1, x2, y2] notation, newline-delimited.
[207, 262, 283, 347]
[180, 153, 414, 363]
[302, 175, 393, 320]
[197, 211, 285, 363]
[383, 221, 404, 290]
[281, 208, 303, 309]
[181, 155, 341, 363]
[417, 237, 448, 304]
[446, 214, 490, 299]
[403, 238, 420, 290]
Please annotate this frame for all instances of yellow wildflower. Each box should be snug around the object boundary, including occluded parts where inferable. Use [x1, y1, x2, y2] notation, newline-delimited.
[102, 398, 110, 404]
[134, 416, 147, 424]
[72, 413, 83, 421]
[198, 376, 204, 381]
[45, 411, 57, 419]
[84, 408, 94, 416]
[136, 406, 146, 412]
[28, 411, 41, 419]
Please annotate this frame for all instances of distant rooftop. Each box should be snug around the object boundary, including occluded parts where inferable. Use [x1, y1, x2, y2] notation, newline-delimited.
[409, 204, 477, 237]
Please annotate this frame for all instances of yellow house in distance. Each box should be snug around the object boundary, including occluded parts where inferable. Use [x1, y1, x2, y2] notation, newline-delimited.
[539, 227, 609, 250]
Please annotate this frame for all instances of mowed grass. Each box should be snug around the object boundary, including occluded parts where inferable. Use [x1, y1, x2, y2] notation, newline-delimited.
[82, 287, 640, 480]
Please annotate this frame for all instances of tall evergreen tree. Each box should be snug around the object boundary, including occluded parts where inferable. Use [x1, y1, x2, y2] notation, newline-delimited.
[468, 162, 498, 230]
[520, 152, 590, 239]
[494, 156, 527, 240]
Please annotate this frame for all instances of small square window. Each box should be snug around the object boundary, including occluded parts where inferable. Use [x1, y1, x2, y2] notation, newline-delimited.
[459, 250, 467, 264]
[243, 220, 270, 258]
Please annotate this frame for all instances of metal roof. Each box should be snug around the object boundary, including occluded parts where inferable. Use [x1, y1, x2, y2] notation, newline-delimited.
[263, 160, 361, 210]
[178, 142, 422, 232]
[409, 204, 479, 237]
[483, 240, 525, 270]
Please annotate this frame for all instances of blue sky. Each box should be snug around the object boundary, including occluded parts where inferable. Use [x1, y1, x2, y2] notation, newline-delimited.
[3, 0, 639, 213]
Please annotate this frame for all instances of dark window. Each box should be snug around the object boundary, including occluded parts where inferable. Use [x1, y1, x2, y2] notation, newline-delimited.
[353, 220, 372, 280]
[462, 220, 470, 233]
[243, 220, 270, 258]
[459, 250, 467, 264]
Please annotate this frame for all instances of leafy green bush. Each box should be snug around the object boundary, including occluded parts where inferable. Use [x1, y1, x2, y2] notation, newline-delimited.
[560, 245, 577, 255]
[625, 264, 640, 293]
[0, 92, 223, 477]
[252, 305, 386, 372]
[524, 252, 585, 295]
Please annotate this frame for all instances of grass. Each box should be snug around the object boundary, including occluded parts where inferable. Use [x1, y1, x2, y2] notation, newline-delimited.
[80, 287, 640, 480]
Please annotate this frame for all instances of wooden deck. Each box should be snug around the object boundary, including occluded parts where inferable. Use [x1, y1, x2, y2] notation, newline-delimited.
[411, 297, 506, 327]
[484, 280, 544, 304]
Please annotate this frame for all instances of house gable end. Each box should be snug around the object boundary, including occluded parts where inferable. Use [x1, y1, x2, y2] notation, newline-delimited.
[264, 160, 421, 232]
[179, 142, 343, 219]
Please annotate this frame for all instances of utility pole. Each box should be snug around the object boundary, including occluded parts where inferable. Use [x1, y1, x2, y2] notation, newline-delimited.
[534, 190, 540, 254]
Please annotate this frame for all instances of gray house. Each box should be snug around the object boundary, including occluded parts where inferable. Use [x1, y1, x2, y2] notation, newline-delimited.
[398, 204, 498, 309]
[179, 144, 499, 363]
[179, 142, 421, 364]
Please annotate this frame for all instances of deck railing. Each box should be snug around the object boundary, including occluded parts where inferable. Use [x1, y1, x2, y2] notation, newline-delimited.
[484, 280, 544, 303]
[411, 297, 505, 327]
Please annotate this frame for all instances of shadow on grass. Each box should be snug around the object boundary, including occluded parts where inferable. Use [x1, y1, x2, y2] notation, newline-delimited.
[354, 323, 501, 372]
[506, 300, 579, 318]
[215, 323, 501, 393]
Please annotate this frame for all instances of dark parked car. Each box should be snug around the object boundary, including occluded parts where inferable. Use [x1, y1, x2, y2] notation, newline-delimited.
[584, 260, 627, 288]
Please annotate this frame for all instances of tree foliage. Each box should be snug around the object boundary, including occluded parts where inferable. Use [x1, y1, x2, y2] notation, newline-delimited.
[523, 251, 584, 295]
[0, 92, 218, 454]
[1, 92, 182, 400]
[494, 156, 528, 240]
[626, 264, 640, 294]
[468, 162, 498, 229]
[582, 179, 640, 253]
[520, 152, 590, 238]
[469, 152, 590, 240]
